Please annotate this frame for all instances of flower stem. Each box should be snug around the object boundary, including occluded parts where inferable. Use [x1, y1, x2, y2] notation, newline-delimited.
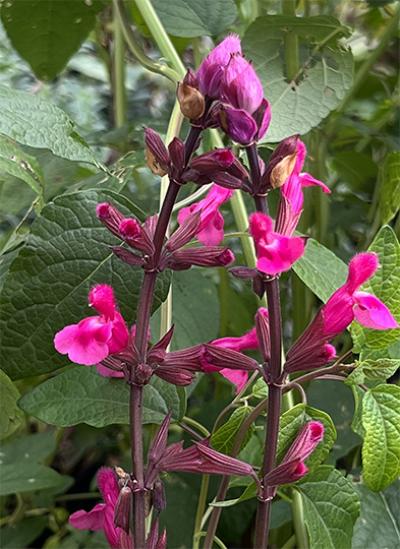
[112, 4, 126, 128]
[193, 474, 211, 549]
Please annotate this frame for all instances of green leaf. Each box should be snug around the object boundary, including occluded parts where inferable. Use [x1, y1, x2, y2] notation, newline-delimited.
[211, 406, 253, 455]
[1, 0, 104, 81]
[0, 135, 43, 195]
[346, 358, 400, 385]
[19, 366, 183, 427]
[293, 238, 347, 303]
[251, 377, 268, 400]
[243, 16, 353, 142]
[352, 480, 400, 549]
[0, 189, 170, 379]
[298, 466, 360, 549]
[0, 517, 48, 549]
[277, 404, 336, 470]
[0, 431, 57, 465]
[379, 151, 400, 225]
[152, 0, 237, 37]
[0, 369, 24, 440]
[351, 226, 400, 351]
[0, 463, 69, 496]
[0, 86, 99, 165]
[361, 384, 400, 491]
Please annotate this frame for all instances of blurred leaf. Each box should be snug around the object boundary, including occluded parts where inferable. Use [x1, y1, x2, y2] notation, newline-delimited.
[352, 480, 400, 549]
[0, 463, 69, 496]
[0, 189, 170, 379]
[293, 238, 347, 303]
[0, 135, 43, 195]
[361, 384, 400, 491]
[1, 431, 56, 464]
[0, 86, 99, 165]
[0, 369, 23, 440]
[1, 0, 104, 81]
[243, 15, 353, 142]
[277, 404, 336, 470]
[332, 151, 377, 190]
[0, 516, 47, 549]
[152, 0, 237, 37]
[351, 226, 400, 351]
[19, 367, 183, 427]
[346, 358, 400, 385]
[298, 466, 360, 549]
[379, 151, 400, 225]
[211, 406, 253, 455]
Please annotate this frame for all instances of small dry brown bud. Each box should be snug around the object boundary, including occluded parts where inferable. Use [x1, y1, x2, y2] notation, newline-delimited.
[177, 82, 205, 120]
[145, 147, 168, 177]
[270, 152, 297, 189]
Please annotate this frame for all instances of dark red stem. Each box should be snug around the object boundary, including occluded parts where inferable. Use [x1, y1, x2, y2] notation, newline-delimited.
[130, 124, 202, 548]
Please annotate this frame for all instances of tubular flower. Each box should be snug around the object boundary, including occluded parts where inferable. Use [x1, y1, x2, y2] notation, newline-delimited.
[201, 307, 269, 392]
[177, 184, 234, 246]
[274, 137, 330, 236]
[249, 212, 305, 276]
[69, 468, 132, 549]
[285, 252, 398, 373]
[54, 285, 129, 366]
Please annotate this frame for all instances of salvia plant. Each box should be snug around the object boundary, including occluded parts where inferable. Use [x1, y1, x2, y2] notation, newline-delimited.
[0, 2, 399, 549]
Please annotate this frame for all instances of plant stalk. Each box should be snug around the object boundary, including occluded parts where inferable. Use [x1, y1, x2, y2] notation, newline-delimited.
[112, 4, 126, 128]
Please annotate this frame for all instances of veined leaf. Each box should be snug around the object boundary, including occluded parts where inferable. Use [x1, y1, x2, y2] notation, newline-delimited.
[0, 135, 43, 195]
[379, 151, 400, 225]
[346, 358, 400, 385]
[0, 369, 24, 440]
[211, 406, 254, 455]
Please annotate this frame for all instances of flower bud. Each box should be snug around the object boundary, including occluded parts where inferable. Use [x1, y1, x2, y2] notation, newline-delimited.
[221, 54, 264, 114]
[177, 81, 206, 120]
[119, 218, 142, 240]
[144, 128, 169, 176]
[260, 135, 300, 192]
[152, 479, 166, 512]
[96, 202, 125, 238]
[114, 486, 131, 533]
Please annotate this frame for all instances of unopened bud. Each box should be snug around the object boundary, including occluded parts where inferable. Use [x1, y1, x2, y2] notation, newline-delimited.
[119, 218, 141, 240]
[152, 479, 166, 512]
[146, 147, 168, 176]
[177, 82, 206, 120]
[114, 486, 131, 533]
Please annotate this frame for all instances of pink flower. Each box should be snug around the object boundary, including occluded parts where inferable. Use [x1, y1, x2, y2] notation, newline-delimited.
[249, 212, 305, 275]
[275, 138, 330, 236]
[201, 307, 268, 392]
[69, 468, 132, 549]
[285, 252, 398, 373]
[177, 184, 233, 245]
[221, 54, 264, 114]
[54, 285, 129, 366]
[197, 34, 242, 98]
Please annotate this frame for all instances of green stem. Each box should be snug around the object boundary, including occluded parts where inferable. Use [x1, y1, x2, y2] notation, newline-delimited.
[134, 0, 186, 77]
[193, 475, 211, 549]
[113, 6, 126, 128]
[182, 416, 210, 438]
[114, 0, 178, 82]
[230, 191, 257, 269]
[282, 0, 299, 82]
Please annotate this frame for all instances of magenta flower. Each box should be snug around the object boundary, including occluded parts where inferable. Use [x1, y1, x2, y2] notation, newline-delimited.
[69, 468, 132, 549]
[201, 307, 269, 392]
[177, 184, 233, 246]
[275, 138, 330, 236]
[249, 212, 305, 276]
[197, 34, 242, 98]
[54, 285, 129, 366]
[285, 252, 398, 373]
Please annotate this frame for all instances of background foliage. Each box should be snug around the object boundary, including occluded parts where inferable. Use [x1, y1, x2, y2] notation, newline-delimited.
[0, 1, 399, 548]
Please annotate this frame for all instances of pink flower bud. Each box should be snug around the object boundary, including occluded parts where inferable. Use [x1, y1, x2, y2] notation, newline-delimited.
[220, 104, 258, 145]
[145, 128, 169, 176]
[221, 54, 264, 114]
[119, 218, 142, 240]
[96, 202, 125, 238]
[203, 344, 259, 372]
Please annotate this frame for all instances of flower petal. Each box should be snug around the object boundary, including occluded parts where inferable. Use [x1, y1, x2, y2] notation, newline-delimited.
[346, 252, 379, 293]
[69, 503, 106, 531]
[256, 234, 305, 275]
[220, 105, 258, 145]
[353, 291, 399, 330]
[219, 368, 248, 393]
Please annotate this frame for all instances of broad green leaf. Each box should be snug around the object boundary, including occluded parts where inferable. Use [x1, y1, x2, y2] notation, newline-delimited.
[0, 431, 56, 465]
[19, 366, 183, 427]
[277, 404, 336, 470]
[0, 86, 99, 165]
[298, 466, 360, 549]
[332, 151, 377, 191]
[0, 190, 170, 379]
[0, 369, 24, 440]
[1, 1, 104, 81]
[0, 135, 43, 195]
[0, 463, 69, 496]
[293, 238, 347, 303]
[351, 226, 400, 350]
[211, 406, 253, 455]
[0, 517, 48, 549]
[346, 358, 400, 385]
[352, 480, 400, 549]
[243, 16, 353, 142]
[361, 384, 400, 491]
[251, 377, 268, 399]
[379, 151, 400, 225]
[152, 0, 237, 37]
